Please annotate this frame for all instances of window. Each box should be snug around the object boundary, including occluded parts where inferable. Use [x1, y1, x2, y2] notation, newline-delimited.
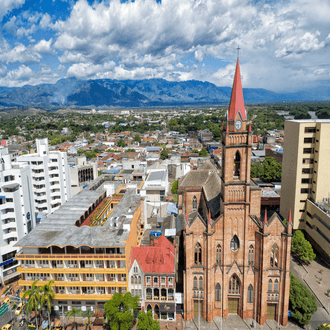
[270, 244, 279, 267]
[193, 276, 197, 289]
[302, 158, 314, 164]
[306, 211, 312, 218]
[195, 243, 202, 265]
[154, 277, 159, 285]
[215, 283, 221, 301]
[138, 276, 141, 284]
[301, 188, 311, 194]
[304, 137, 315, 143]
[301, 178, 312, 184]
[304, 127, 316, 133]
[229, 274, 240, 295]
[248, 245, 254, 266]
[161, 277, 166, 285]
[86, 274, 93, 281]
[193, 196, 197, 210]
[233, 151, 241, 178]
[199, 276, 203, 290]
[302, 168, 313, 174]
[168, 277, 173, 285]
[131, 276, 135, 284]
[216, 245, 221, 264]
[303, 148, 314, 154]
[274, 279, 279, 292]
[146, 276, 151, 285]
[231, 235, 239, 251]
[268, 279, 273, 292]
[248, 285, 253, 303]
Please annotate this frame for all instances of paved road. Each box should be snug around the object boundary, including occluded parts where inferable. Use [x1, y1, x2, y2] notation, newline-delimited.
[0, 296, 26, 330]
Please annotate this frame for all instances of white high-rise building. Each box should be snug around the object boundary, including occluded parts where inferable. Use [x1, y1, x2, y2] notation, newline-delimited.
[17, 138, 72, 222]
[0, 148, 36, 285]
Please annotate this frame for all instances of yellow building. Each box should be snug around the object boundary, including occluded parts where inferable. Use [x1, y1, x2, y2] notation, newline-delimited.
[281, 119, 330, 259]
[15, 176, 145, 313]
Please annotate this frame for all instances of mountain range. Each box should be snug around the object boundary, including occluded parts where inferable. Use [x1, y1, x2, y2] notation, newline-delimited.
[0, 78, 329, 108]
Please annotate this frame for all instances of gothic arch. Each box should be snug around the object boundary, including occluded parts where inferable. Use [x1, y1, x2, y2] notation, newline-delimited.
[195, 243, 202, 265]
[229, 274, 240, 295]
[233, 150, 241, 178]
[193, 196, 197, 210]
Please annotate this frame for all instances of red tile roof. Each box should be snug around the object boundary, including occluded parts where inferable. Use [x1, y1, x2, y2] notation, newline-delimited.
[130, 235, 175, 274]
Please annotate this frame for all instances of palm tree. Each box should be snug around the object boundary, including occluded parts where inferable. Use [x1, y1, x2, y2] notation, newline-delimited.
[40, 280, 55, 330]
[65, 307, 82, 330]
[22, 280, 42, 329]
[83, 309, 93, 330]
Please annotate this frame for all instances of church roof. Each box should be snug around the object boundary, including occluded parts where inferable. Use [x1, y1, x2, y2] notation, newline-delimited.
[228, 59, 246, 121]
[130, 235, 175, 274]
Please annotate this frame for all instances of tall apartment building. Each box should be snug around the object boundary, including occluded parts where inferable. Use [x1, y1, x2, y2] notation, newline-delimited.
[0, 148, 36, 285]
[15, 176, 146, 313]
[281, 119, 330, 259]
[17, 138, 72, 222]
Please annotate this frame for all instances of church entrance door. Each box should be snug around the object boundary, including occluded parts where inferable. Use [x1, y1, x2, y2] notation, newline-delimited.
[194, 301, 202, 317]
[267, 304, 276, 320]
[228, 298, 239, 314]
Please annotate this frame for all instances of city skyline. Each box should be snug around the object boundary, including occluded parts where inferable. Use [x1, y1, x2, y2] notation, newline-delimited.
[0, 0, 329, 92]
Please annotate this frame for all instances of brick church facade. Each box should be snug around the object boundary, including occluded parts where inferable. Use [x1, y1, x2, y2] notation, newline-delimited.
[177, 58, 292, 326]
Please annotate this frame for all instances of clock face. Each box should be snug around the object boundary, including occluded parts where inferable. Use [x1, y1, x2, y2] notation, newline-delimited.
[235, 120, 242, 130]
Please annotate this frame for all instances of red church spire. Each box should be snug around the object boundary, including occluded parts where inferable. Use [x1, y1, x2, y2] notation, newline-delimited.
[288, 209, 292, 225]
[264, 208, 268, 225]
[228, 58, 246, 121]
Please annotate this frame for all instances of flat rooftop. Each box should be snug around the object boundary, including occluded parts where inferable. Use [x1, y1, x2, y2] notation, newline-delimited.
[15, 183, 143, 248]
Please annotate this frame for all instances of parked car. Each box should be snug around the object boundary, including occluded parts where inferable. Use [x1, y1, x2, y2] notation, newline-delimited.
[2, 297, 10, 305]
[15, 302, 25, 315]
[1, 324, 12, 330]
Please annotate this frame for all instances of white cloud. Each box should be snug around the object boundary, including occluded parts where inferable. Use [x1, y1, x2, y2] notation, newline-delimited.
[0, 42, 42, 63]
[40, 13, 51, 29]
[33, 39, 54, 54]
[0, 0, 25, 22]
[67, 61, 116, 78]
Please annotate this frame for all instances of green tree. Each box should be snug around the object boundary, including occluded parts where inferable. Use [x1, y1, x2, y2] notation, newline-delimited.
[83, 309, 94, 330]
[291, 230, 316, 263]
[137, 310, 160, 330]
[260, 156, 282, 182]
[290, 272, 317, 325]
[117, 139, 126, 147]
[160, 148, 168, 160]
[251, 161, 263, 178]
[199, 147, 208, 157]
[171, 180, 178, 194]
[65, 307, 82, 330]
[104, 292, 139, 330]
[134, 134, 141, 143]
[40, 280, 55, 330]
[22, 280, 42, 330]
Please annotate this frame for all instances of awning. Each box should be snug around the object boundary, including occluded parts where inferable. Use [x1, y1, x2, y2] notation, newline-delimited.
[160, 303, 175, 313]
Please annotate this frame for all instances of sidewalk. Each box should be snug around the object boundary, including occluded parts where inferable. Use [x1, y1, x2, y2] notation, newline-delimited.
[291, 255, 330, 314]
[183, 315, 302, 330]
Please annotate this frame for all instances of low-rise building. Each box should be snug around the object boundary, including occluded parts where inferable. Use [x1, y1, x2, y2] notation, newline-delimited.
[129, 235, 176, 321]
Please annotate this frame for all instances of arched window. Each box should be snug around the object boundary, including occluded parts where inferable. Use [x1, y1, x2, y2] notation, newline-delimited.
[249, 245, 254, 266]
[216, 244, 221, 264]
[215, 283, 221, 301]
[199, 276, 203, 290]
[195, 243, 202, 265]
[147, 304, 152, 312]
[154, 305, 159, 319]
[274, 279, 279, 292]
[193, 276, 198, 289]
[233, 151, 241, 178]
[229, 274, 240, 295]
[138, 276, 141, 284]
[271, 244, 279, 267]
[248, 284, 253, 303]
[193, 196, 197, 210]
[231, 235, 240, 251]
[268, 279, 273, 292]
[131, 276, 134, 284]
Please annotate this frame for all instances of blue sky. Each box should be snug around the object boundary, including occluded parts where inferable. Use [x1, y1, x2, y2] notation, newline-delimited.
[0, 0, 329, 91]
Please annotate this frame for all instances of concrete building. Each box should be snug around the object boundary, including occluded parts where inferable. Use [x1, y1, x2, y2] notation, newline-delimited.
[141, 169, 168, 206]
[15, 176, 146, 312]
[281, 119, 330, 259]
[178, 59, 291, 326]
[70, 156, 98, 196]
[17, 138, 72, 222]
[0, 148, 36, 285]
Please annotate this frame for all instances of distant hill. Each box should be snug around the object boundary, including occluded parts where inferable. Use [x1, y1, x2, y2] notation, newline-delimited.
[0, 78, 329, 108]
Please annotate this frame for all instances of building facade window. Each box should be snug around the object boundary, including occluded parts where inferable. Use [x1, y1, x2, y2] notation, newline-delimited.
[274, 279, 279, 292]
[233, 151, 241, 178]
[215, 283, 221, 301]
[216, 244, 221, 264]
[199, 276, 203, 290]
[195, 243, 202, 265]
[194, 276, 197, 289]
[229, 274, 240, 295]
[271, 244, 279, 267]
[231, 235, 239, 251]
[268, 279, 273, 292]
[193, 196, 197, 210]
[248, 284, 253, 303]
[248, 245, 254, 266]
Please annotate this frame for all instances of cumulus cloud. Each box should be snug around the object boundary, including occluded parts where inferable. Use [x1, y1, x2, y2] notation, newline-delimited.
[0, 42, 42, 63]
[0, 0, 25, 22]
[33, 39, 54, 54]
